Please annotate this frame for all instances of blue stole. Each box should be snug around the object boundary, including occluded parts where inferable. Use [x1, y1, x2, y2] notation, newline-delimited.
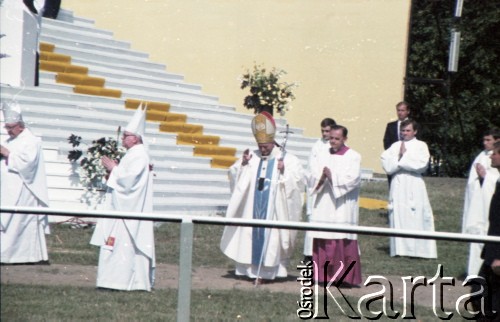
[251, 157, 275, 266]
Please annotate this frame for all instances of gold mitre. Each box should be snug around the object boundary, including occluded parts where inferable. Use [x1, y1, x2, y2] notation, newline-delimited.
[251, 112, 276, 144]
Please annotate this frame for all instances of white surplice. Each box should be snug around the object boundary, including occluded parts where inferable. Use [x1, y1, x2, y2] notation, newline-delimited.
[1, 128, 50, 263]
[381, 138, 437, 259]
[90, 144, 155, 291]
[305, 147, 361, 241]
[462, 150, 500, 275]
[303, 138, 330, 256]
[220, 148, 304, 279]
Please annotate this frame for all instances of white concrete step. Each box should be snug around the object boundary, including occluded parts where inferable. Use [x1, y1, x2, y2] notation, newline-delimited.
[1, 85, 235, 114]
[44, 157, 227, 178]
[40, 72, 219, 104]
[55, 9, 95, 27]
[36, 82, 232, 111]
[42, 18, 116, 41]
[49, 44, 166, 71]
[39, 34, 144, 58]
[40, 62, 201, 91]
[46, 169, 229, 194]
[47, 186, 229, 205]
[70, 57, 185, 82]
[42, 146, 60, 162]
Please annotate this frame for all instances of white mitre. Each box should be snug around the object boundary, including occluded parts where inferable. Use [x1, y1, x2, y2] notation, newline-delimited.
[2, 100, 23, 124]
[124, 103, 146, 138]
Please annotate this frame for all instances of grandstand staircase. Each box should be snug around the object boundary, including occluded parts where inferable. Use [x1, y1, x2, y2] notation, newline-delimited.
[1, 8, 318, 219]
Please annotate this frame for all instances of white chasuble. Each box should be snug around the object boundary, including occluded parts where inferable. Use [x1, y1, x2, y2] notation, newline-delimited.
[220, 148, 304, 279]
[306, 147, 361, 241]
[90, 144, 155, 291]
[462, 150, 499, 275]
[381, 138, 437, 259]
[1, 128, 50, 263]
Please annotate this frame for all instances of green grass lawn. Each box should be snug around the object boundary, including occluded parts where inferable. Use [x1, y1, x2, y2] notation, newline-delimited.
[1, 284, 454, 321]
[2, 177, 471, 320]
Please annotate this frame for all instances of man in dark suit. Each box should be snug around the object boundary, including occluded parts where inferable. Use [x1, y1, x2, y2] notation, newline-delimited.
[472, 140, 500, 320]
[382, 101, 410, 186]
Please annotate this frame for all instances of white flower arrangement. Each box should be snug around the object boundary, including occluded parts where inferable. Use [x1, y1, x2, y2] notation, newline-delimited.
[67, 134, 125, 190]
[240, 64, 297, 116]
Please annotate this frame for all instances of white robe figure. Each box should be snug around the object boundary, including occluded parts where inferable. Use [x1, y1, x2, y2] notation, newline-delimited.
[1, 128, 50, 263]
[462, 150, 500, 275]
[306, 146, 363, 284]
[304, 138, 330, 256]
[381, 138, 437, 259]
[90, 144, 155, 291]
[220, 148, 304, 280]
[306, 147, 361, 241]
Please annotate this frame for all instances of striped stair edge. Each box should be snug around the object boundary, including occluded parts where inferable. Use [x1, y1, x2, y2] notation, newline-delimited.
[126, 99, 237, 168]
[39, 41, 122, 98]
[39, 42, 238, 168]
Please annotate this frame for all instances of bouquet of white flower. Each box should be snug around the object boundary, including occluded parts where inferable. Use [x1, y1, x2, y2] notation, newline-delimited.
[240, 64, 297, 116]
[67, 134, 125, 190]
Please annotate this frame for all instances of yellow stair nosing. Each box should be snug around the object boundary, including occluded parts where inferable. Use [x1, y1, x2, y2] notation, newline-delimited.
[177, 134, 220, 146]
[210, 156, 238, 169]
[193, 145, 236, 156]
[40, 51, 71, 63]
[56, 73, 105, 87]
[160, 123, 203, 134]
[73, 85, 122, 98]
[40, 61, 88, 74]
[125, 98, 170, 112]
[39, 42, 55, 52]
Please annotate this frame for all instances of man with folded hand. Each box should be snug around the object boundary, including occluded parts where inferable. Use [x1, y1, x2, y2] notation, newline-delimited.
[381, 119, 437, 259]
[90, 105, 155, 291]
[305, 125, 362, 286]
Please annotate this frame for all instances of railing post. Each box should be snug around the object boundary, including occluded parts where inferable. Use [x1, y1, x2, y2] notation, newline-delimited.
[177, 218, 194, 322]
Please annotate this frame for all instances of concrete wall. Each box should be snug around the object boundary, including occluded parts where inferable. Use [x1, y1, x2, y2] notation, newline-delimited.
[61, 0, 411, 173]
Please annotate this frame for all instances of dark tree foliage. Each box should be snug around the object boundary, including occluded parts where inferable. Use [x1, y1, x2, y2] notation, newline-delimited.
[405, 0, 500, 177]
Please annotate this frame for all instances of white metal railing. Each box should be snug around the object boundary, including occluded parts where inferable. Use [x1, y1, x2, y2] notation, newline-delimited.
[2, 205, 500, 322]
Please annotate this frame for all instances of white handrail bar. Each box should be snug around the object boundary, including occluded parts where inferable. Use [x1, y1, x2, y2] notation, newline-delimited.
[3, 204, 499, 322]
[1, 205, 500, 243]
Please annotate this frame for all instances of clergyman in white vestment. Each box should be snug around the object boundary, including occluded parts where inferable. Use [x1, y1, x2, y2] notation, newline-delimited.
[90, 105, 155, 291]
[220, 112, 305, 283]
[1, 101, 50, 264]
[306, 125, 362, 286]
[462, 129, 500, 275]
[303, 117, 336, 259]
[381, 119, 437, 259]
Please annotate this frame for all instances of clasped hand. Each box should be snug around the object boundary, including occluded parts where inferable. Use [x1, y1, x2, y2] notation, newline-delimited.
[318, 167, 332, 185]
[101, 156, 118, 172]
[398, 141, 406, 160]
[0, 145, 9, 158]
[475, 163, 486, 179]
